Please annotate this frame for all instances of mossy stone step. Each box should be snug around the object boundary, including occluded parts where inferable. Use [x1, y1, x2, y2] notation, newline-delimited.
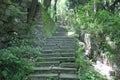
[29, 74, 78, 80]
[44, 43, 76, 46]
[46, 39, 75, 42]
[35, 61, 78, 68]
[46, 36, 75, 40]
[55, 27, 68, 32]
[30, 27, 78, 80]
[52, 32, 68, 36]
[42, 45, 77, 50]
[40, 53, 76, 57]
[60, 63, 78, 68]
[47, 36, 73, 38]
[42, 46, 76, 50]
[44, 41, 76, 44]
[41, 49, 75, 53]
[33, 67, 77, 74]
[36, 57, 76, 62]
[44, 43, 76, 47]
[46, 39, 76, 42]
[60, 74, 78, 80]
[29, 74, 58, 80]
[35, 61, 60, 67]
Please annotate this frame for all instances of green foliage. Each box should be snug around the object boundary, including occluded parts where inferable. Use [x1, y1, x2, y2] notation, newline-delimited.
[90, 0, 101, 2]
[5, 5, 26, 17]
[0, 2, 42, 80]
[76, 47, 107, 80]
[2, 0, 12, 4]
[70, 2, 120, 54]
[0, 46, 36, 80]
[8, 45, 41, 58]
[67, 2, 120, 79]
[40, 4, 57, 37]
[10, 0, 22, 3]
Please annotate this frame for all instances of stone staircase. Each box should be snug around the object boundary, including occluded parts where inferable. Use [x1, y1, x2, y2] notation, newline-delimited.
[29, 27, 79, 80]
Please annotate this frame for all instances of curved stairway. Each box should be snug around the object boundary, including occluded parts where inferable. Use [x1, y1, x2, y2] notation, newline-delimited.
[30, 27, 79, 80]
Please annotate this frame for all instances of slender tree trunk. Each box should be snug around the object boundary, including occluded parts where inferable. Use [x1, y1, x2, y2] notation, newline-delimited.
[94, 1, 97, 14]
[53, 0, 57, 21]
[27, 0, 38, 22]
[43, 0, 51, 11]
[19, 0, 23, 6]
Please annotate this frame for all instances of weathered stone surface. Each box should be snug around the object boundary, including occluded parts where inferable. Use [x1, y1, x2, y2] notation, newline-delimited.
[37, 57, 76, 62]
[30, 74, 58, 80]
[60, 74, 78, 80]
[60, 63, 78, 68]
[35, 61, 60, 67]
[40, 53, 76, 57]
[30, 27, 78, 80]
[33, 67, 77, 74]
[41, 49, 76, 53]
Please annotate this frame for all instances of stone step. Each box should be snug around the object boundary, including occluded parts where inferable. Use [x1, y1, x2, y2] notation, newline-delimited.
[44, 43, 76, 47]
[45, 40, 76, 44]
[44, 43, 76, 46]
[47, 36, 73, 38]
[55, 27, 68, 32]
[36, 57, 76, 62]
[60, 63, 78, 68]
[35, 61, 60, 67]
[29, 74, 58, 80]
[29, 27, 79, 80]
[46, 39, 76, 42]
[29, 73, 78, 80]
[33, 67, 77, 74]
[42, 46, 76, 50]
[41, 49, 75, 53]
[40, 53, 76, 57]
[42, 45, 76, 49]
[52, 32, 67, 36]
[35, 61, 78, 68]
[60, 74, 78, 80]
[56, 27, 68, 32]
[46, 39, 75, 42]
[46, 36, 75, 40]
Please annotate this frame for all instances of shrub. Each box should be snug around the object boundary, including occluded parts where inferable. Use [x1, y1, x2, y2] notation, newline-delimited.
[76, 47, 107, 80]
[0, 45, 41, 80]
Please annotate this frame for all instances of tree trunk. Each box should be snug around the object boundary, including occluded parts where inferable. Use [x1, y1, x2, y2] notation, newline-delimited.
[27, 0, 38, 22]
[94, 1, 97, 14]
[43, 0, 51, 11]
[19, 0, 23, 6]
[53, 0, 57, 21]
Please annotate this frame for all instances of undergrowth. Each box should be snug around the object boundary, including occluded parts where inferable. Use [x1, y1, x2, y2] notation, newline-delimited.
[0, 46, 34, 80]
[76, 47, 107, 80]
[0, 1, 42, 80]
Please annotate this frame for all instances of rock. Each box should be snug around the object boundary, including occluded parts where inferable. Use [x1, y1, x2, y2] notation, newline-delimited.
[106, 36, 116, 49]
[84, 33, 91, 56]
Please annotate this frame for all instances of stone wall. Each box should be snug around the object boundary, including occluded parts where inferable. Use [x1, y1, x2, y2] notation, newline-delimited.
[0, 0, 45, 49]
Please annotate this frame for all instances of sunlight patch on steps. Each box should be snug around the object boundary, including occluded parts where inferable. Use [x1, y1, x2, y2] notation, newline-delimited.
[67, 31, 75, 36]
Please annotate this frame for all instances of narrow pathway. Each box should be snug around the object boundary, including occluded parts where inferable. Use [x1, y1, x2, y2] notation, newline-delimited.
[30, 27, 78, 80]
